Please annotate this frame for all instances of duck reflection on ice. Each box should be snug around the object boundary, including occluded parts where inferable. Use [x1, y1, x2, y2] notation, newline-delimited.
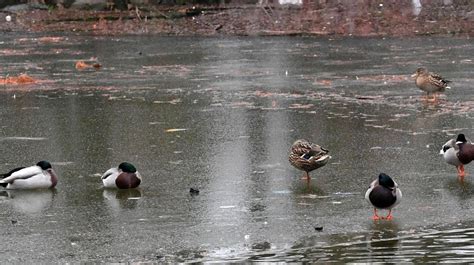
[367, 221, 401, 251]
[0, 189, 56, 215]
[445, 177, 474, 202]
[102, 188, 142, 211]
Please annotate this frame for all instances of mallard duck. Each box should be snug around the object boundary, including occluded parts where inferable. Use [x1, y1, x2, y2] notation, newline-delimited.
[0, 161, 58, 190]
[102, 162, 142, 189]
[411, 67, 450, 101]
[365, 173, 402, 221]
[289, 139, 331, 180]
[440, 134, 474, 179]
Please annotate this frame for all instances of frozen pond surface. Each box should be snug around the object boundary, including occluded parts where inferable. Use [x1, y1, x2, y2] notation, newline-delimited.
[0, 34, 473, 262]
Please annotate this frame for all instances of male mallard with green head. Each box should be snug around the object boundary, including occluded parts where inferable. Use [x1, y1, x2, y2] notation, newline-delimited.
[365, 173, 402, 221]
[0, 161, 58, 189]
[102, 162, 142, 189]
[411, 67, 450, 102]
[440, 134, 474, 180]
[289, 139, 331, 180]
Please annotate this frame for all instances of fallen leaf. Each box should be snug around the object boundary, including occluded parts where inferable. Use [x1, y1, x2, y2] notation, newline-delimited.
[315, 79, 332, 86]
[75, 60, 89, 70]
[0, 74, 36, 85]
[75, 60, 101, 70]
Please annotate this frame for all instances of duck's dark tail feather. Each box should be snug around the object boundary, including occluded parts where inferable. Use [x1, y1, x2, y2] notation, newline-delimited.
[0, 167, 26, 187]
[1, 167, 26, 178]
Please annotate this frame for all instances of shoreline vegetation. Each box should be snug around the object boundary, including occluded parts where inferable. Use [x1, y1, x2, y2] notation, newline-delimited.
[0, 1, 473, 36]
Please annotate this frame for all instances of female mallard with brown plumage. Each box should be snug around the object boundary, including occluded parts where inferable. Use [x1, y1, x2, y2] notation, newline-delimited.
[289, 139, 331, 180]
[411, 67, 451, 102]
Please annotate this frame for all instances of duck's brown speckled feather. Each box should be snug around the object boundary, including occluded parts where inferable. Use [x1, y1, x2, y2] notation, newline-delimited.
[413, 68, 450, 93]
[289, 139, 330, 173]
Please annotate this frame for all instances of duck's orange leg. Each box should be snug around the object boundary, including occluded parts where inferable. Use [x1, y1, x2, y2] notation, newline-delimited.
[302, 171, 311, 181]
[372, 208, 381, 221]
[427, 93, 438, 103]
[457, 165, 465, 179]
[385, 209, 393, 220]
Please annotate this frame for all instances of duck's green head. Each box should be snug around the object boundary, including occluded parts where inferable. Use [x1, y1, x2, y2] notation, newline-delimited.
[119, 162, 137, 173]
[456, 134, 467, 144]
[36, 161, 52, 170]
[378, 173, 395, 189]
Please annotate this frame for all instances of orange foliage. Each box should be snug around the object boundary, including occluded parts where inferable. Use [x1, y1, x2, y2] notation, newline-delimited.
[75, 60, 102, 70]
[315, 79, 332, 86]
[0, 74, 36, 85]
[75, 60, 89, 70]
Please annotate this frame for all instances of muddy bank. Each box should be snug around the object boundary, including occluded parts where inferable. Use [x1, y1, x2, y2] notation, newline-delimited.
[0, 2, 473, 36]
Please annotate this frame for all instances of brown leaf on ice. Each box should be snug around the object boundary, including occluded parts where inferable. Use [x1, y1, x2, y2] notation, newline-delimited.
[75, 60, 89, 70]
[0, 74, 36, 85]
[315, 79, 332, 86]
[75, 60, 101, 70]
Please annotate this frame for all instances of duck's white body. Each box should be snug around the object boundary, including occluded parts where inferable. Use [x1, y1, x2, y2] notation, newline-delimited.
[440, 138, 462, 166]
[102, 167, 120, 188]
[440, 134, 474, 179]
[0, 165, 57, 190]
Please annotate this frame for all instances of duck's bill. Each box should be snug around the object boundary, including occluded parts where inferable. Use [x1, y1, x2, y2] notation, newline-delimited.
[315, 155, 331, 162]
[410, 73, 417, 77]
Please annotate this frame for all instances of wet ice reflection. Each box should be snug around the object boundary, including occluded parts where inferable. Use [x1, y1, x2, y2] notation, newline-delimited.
[0, 33, 473, 262]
